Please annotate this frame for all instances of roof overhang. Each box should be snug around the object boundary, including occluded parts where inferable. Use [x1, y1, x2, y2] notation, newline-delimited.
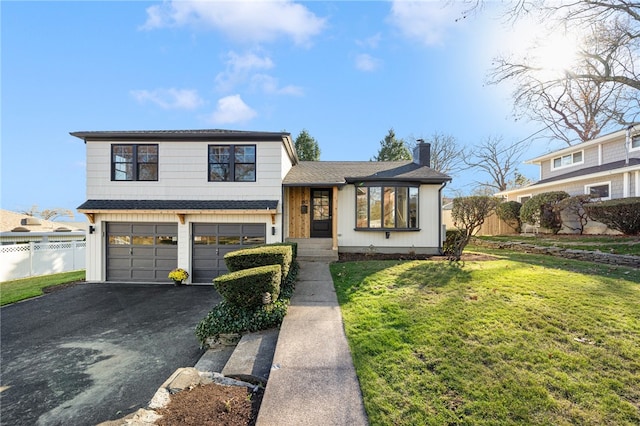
[77, 200, 279, 224]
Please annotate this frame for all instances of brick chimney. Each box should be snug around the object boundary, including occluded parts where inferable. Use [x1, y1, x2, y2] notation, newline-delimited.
[413, 140, 431, 167]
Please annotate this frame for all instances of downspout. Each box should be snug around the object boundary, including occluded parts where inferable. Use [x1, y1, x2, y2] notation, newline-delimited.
[280, 186, 285, 243]
[438, 181, 447, 255]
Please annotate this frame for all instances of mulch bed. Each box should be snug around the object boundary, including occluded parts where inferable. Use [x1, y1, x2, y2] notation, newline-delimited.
[156, 383, 263, 426]
[337, 252, 497, 262]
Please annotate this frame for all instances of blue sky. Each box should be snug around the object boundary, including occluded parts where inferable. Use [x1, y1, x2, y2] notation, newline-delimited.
[2, 1, 550, 220]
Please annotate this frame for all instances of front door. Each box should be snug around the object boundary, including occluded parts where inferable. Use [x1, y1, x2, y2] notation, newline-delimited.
[311, 188, 332, 238]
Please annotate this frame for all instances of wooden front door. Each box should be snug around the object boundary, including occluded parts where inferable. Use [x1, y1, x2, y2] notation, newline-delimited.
[310, 188, 332, 238]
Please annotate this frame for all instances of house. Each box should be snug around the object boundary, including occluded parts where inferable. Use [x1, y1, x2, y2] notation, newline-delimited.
[0, 209, 86, 245]
[73, 129, 451, 284]
[496, 127, 640, 233]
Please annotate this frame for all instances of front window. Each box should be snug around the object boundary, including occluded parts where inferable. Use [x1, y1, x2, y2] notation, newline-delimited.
[112, 144, 158, 181]
[585, 182, 611, 200]
[356, 185, 419, 230]
[552, 151, 583, 170]
[208, 145, 256, 182]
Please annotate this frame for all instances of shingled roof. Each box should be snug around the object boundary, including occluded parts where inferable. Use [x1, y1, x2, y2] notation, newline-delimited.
[283, 161, 451, 186]
[532, 158, 640, 186]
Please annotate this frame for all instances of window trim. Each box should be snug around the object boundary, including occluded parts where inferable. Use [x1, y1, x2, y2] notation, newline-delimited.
[208, 144, 257, 182]
[585, 181, 611, 200]
[355, 184, 420, 231]
[631, 134, 640, 152]
[551, 150, 584, 171]
[517, 194, 532, 204]
[111, 144, 159, 182]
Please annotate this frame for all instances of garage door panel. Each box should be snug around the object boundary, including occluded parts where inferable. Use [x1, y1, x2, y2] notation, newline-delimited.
[192, 223, 265, 283]
[107, 222, 177, 283]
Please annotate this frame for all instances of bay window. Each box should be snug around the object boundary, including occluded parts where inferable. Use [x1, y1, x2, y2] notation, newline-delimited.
[356, 185, 419, 230]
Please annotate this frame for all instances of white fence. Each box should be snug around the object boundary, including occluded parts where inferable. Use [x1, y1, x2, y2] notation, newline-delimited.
[0, 241, 86, 282]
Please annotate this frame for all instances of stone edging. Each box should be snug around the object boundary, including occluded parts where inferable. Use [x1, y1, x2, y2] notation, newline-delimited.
[472, 238, 640, 268]
[96, 367, 257, 426]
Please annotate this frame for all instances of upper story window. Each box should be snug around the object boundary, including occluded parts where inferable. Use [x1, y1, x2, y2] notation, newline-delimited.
[356, 185, 419, 230]
[551, 151, 583, 170]
[632, 134, 640, 150]
[112, 144, 158, 181]
[208, 145, 256, 182]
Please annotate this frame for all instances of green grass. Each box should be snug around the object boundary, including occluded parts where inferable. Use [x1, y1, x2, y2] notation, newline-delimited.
[476, 234, 640, 256]
[331, 253, 640, 425]
[1, 270, 85, 306]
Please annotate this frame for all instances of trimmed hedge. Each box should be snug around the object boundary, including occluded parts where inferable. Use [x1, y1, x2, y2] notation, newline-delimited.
[496, 201, 522, 233]
[224, 245, 293, 284]
[584, 197, 640, 235]
[258, 241, 297, 260]
[213, 264, 281, 309]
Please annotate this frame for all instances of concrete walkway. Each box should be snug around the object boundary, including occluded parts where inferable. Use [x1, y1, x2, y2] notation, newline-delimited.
[256, 261, 369, 426]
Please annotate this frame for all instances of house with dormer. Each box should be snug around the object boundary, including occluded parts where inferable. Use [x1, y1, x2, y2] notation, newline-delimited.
[73, 130, 450, 283]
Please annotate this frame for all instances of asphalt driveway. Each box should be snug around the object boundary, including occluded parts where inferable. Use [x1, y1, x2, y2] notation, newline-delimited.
[0, 283, 221, 426]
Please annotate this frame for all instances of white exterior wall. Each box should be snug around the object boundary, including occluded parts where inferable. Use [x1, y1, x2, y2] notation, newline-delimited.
[336, 184, 443, 254]
[86, 140, 286, 201]
[86, 212, 279, 282]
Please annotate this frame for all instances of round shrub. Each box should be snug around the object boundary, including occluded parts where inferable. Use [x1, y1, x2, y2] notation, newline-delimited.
[496, 201, 522, 233]
[520, 191, 569, 234]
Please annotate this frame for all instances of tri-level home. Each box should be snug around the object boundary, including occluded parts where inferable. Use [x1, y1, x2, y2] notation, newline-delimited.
[496, 127, 640, 233]
[73, 129, 451, 284]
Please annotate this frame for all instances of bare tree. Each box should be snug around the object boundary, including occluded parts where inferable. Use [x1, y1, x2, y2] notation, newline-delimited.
[466, 1, 639, 142]
[21, 205, 74, 221]
[464, 136, 529, 192]
[408, 133, 465, 175]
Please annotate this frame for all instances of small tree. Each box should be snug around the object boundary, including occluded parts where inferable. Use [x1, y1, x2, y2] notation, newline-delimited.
[556, 195, 592, 234]
[496, 201, 522, 234]
[447, 196, 500, 261]
[520, 191, 570, 234]
[373, 128, 411, 161]
[294, 129, 321, 161]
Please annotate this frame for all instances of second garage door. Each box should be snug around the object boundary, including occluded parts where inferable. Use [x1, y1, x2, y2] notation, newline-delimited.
[192, 223, 266, 283]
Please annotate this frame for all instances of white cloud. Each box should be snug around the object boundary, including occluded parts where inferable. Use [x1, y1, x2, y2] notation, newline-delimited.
[388, 1, 466, 46]
[130, 88, 204, 109]
[215, 50, 303, 96]
[141, 0, 326, 46]
[251, 74, 304, 96]
[208, 95, 257, 124]
[356, 33, 382, 49]
[215, 51, 275, 92]
[354, 53, 381, 72]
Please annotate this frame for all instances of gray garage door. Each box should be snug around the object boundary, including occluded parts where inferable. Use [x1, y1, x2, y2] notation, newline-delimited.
[106, 223, 178, 282]
[192, 223, 266, 283]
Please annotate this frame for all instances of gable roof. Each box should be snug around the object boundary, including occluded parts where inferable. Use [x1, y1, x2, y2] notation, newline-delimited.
[283, 161, 451, 187]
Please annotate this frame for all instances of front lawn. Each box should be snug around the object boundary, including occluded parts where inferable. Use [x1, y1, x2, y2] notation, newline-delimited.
[331, 253, 640, 425]
[0, 270, 85, 306]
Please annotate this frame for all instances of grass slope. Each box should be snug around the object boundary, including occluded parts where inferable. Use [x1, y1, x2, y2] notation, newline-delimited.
[331, 254, 640, 425]
[1, 271, 85, 306]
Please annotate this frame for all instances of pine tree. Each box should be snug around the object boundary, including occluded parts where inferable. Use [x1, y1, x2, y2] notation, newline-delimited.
[373, 128, 411, 161]
[294, 129, 321, 161]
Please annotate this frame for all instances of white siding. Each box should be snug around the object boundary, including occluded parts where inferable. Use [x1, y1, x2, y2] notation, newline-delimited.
[86, 140, 286, 201]
[337, 184, 443, 254]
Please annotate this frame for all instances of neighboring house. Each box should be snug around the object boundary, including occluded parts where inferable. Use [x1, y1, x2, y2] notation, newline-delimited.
[0, 209, 86, 245]
[496, 127, 640, 233]
[73, 129, 450, 284]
